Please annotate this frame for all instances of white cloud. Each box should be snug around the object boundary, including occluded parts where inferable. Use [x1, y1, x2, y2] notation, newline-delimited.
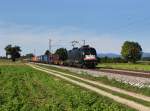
[1, 22, 146, 56]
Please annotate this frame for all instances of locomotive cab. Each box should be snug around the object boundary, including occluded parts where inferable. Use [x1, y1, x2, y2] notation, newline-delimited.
[80, 45, 97, 68]
[67, 45, 97, 68]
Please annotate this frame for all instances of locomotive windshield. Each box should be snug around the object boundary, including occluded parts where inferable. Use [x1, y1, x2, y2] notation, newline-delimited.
[82, 48, 96, 55]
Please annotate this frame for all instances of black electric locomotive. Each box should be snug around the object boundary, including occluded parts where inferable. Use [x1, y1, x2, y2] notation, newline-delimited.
[66, 45, 97, 68]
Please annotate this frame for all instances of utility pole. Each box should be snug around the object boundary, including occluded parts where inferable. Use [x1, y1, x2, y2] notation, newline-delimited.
[49, 39, 52, 54]
[34, 49, 36, 56]
[83, 40, 85, 46]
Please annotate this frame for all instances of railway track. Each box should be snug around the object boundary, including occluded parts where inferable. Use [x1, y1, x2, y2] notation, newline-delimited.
[97, 68, 150, 78]
[31, 62, 150, 78]
[30, 62, 150, 87]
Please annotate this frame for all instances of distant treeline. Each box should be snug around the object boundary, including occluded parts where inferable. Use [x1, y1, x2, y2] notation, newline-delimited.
[98, 56, 150, 63]
[0, 56, 7, 59]
[141, 57, 150, 61]
[97, 57, 127, 63]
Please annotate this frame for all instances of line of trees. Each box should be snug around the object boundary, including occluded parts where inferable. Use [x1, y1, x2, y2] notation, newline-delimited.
[4, 40, 143, 63]
[98, 57, 126, 63]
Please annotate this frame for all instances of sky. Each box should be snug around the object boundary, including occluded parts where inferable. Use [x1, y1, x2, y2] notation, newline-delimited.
[0, 0, 150, 56]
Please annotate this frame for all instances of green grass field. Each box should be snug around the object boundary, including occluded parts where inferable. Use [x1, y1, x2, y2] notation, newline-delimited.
[0, 62, 135, 111]
[98, 63, 150, 71]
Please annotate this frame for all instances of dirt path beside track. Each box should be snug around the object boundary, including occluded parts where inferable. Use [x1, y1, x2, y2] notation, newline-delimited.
[28, 63, 150, 111]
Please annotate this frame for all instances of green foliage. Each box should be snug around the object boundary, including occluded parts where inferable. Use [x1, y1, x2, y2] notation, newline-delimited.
[0, 63, 135, 111]
[142, 57, 150, 61]
[5, 44, 22, 62]
[44, 50, 51, 56]
[55, 48, 68, 61]
[5, 44, 12, 57]
[121, 41, 142, 63]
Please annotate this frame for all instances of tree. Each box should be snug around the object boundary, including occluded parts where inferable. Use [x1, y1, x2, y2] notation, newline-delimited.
[55, 48, 68, 61]
[5, 44, 12, 58]
[5, 45, 22, 62]
[44, 50, 51, 55]
[121, 41, 142, 63]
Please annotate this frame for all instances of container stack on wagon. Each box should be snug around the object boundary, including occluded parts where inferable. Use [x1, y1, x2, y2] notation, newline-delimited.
[31, 54, 61, 64]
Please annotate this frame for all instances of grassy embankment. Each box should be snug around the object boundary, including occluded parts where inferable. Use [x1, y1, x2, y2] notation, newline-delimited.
[37, 64, 150, 97]
[97, 63, 150, 71]
[0, 61, 135, 111]
[34, 64, 150, 107]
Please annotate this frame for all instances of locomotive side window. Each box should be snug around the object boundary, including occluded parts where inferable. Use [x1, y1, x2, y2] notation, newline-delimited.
[90, 48, 96, 55]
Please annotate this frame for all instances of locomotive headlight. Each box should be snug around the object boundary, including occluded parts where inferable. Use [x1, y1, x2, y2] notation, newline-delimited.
[84, 55, 96, 60]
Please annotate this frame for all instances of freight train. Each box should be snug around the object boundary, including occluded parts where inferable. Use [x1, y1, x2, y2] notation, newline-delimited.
[31, 45, 97, 68]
